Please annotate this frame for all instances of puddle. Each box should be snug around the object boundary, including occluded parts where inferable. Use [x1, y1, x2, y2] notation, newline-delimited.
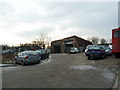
[4, 67, 17, 70]
[0, 64, 15, 67]
[112, 69, 116, 71]
[91, 61, 95, 63]
[61, 54, 67, 55]
[2, 66, 21, 73]
[104, 68, 109, 71]
[70, 65, 96, 70]
[102, 71, 115, 82]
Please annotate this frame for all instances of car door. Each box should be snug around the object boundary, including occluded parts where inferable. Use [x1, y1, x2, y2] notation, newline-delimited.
[20, 53, 26, 62]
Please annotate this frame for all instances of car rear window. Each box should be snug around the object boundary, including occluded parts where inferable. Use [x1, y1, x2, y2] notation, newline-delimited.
[24, 51, 38, 55]
[35, 50, 43, 53]
[86, 45, 97, 49]
[89, 46, 100, 50]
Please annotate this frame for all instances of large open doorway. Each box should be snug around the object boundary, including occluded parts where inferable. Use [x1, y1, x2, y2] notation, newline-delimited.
[65, 44, 73, 54]
[53, 45, 61, 53]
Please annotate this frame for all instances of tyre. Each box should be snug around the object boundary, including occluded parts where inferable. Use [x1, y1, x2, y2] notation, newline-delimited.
[37, 61, 40, 64]
[21, 61, 26, 66]
[47, 55, 49, 58]
[88, 57, 90, 60]
[15, 61, 18, 64]
[88, 57, 92, 60]
[41, 56, 43, 60]
[101, 55, 105, 59]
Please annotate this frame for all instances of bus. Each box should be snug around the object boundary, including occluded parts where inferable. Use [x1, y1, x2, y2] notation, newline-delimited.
[112, 27, 120, 58]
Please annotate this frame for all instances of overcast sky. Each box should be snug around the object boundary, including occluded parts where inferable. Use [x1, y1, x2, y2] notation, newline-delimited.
[0, 0, 118, 46]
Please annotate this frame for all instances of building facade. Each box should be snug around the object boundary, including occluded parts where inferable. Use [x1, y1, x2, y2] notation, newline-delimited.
[51, 35, 92, 53]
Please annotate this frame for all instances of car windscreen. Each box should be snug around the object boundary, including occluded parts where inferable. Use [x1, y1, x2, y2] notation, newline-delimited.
[86, 46, 92, 49]
[71, 47, 77, 50]
[104, 47, 111, 50]
[70, 48, 74, 50]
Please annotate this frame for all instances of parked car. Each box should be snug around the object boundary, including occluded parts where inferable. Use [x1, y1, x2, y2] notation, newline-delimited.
[35, 49, 49, 60]
[3, 49, 13, 54]
[85, 45, 97, 54]
[97, 45, 112, 56]
[70, 47, 79, 54]
[104, 46, 112, 56]
[85, 46, 107, 60]
[14, 51, 41, 66]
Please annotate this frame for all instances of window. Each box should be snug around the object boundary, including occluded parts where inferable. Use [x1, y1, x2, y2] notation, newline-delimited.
[114, 30, 120, 38]
[21, 53, 25, 56]
[18, 53, 21, 56]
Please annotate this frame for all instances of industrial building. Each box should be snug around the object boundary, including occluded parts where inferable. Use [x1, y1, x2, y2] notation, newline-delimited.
[51, 35, 92, 53]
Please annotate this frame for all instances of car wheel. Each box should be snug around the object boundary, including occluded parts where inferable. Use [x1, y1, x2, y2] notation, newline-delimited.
[88, 57, 91, 60]
[101, 55, 105, 59]
[15, 61, 18, 64]
[21, 61, 26, 66]
[37, 61, 40, 64]
[41, 56, 43, 60]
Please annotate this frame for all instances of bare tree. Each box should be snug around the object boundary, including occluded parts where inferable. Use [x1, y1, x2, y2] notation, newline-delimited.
[87, 37, 99, 45]
[108, 38, 112, 43]
[45, 35, 52, 48]
[32, 33, 52, 48]
[100, 38, 107, 44]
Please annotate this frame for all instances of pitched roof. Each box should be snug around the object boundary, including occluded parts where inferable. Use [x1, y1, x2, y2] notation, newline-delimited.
[52, 35, 91, 43]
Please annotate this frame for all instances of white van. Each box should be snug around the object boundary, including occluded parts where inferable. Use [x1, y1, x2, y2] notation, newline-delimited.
[70, 47, 79, 54]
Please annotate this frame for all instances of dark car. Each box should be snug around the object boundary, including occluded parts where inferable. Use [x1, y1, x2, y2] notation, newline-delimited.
[104, 46, 112, 56]
[85, 45, 97, 54]
[85, 46, 107, 60]
[14, 51, 41, 66]
[35, 49, 49, 60]
[98, 45, 112, 56]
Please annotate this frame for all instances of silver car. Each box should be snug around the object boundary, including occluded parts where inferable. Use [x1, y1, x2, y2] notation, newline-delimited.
[14, 51, 41, 66]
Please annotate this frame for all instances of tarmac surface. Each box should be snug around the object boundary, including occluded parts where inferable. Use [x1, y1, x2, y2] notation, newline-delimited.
[2, 53, 118, 88]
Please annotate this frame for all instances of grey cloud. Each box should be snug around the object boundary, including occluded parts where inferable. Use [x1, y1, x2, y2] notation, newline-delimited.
[16, 26, 54, 39]
[0, 2, 15, 16]
[0, 1, 118, 45]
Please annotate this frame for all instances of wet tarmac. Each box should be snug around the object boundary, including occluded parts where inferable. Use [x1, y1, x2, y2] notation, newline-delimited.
[2, 53, 118, 88]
